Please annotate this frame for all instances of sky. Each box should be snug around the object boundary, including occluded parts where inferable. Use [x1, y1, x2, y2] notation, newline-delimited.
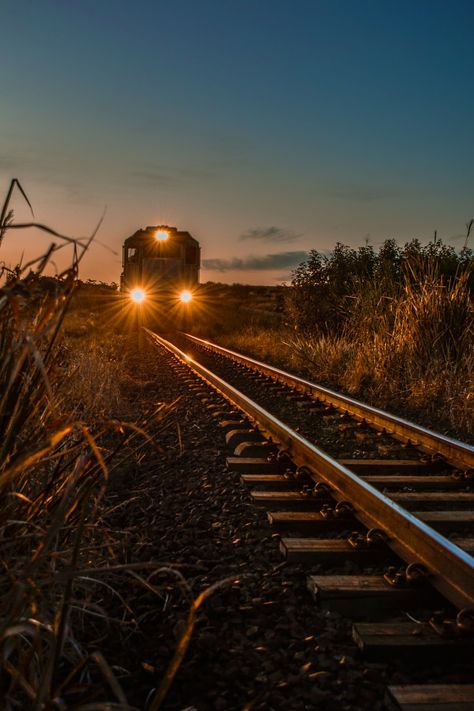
[0, 0, 473, 285]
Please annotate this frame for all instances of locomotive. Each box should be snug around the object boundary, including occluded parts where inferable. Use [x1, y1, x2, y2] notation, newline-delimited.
[120, 225, 200, 322]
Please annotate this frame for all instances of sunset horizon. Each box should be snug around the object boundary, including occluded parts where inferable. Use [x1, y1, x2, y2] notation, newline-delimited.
[1, 0, 473, 286]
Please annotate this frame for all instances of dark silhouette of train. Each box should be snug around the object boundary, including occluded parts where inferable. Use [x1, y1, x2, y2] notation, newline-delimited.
[120, 225, 200, 314]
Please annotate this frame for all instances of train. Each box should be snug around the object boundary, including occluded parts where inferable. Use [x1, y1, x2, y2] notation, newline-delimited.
[120, 225, 200, 324]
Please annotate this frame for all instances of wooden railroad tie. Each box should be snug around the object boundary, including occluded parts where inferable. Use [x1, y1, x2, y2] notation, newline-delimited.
[385, 684, 474, 710]
[307, 574, 441, 619]
[279, 538, 394, 564]
[352, 622, 474, 661]
[339, 459, 444, 475]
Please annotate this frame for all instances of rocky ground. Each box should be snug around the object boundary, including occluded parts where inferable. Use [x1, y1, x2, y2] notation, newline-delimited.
[91, 334, 463, 711]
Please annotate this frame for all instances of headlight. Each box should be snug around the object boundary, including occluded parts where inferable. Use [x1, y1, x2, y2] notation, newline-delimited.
[130, 288, 146, 304]
[155, 229, 169, 241]
[179, 290, 192, 303]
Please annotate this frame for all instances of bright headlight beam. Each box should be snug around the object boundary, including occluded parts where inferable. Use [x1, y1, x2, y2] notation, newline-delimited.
[130, 288, 146, 304]
[155, 229, 169, 241]
[179, 290, 192, 303]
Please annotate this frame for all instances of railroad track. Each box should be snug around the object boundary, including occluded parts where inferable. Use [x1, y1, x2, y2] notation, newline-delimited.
[146, 328, 474, 710]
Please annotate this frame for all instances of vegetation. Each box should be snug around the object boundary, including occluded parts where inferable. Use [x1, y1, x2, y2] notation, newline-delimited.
[286, 236, 473, 335]
[215, 234, 474, 439]
[0, 181, 196, 709]
[191, 282, 285, 337]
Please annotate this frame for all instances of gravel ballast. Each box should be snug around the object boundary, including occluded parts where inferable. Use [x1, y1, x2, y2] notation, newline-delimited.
[98, 335, 467, 710]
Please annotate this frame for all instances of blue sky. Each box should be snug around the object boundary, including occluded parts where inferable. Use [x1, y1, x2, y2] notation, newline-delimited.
[1, 0, 473, 284]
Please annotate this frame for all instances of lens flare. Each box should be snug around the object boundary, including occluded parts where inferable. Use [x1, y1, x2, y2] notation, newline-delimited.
[179, 290, 192, 303]
[130, 288, 146, 304]
[155, 229, 169, 241]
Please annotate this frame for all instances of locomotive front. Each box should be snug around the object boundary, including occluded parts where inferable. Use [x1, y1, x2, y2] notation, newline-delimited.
[120, 225, 200, 316]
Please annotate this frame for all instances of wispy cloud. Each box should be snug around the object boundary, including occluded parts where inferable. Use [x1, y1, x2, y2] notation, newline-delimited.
[328, 183, 394, 202]
[203, 251, 308, 272]
[129, 170, 179, 189]
[130, 164, 216, 189]
[239, 226, 302, 243]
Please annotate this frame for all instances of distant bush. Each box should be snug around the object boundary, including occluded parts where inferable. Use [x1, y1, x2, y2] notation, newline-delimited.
[286, 238, 473, 334]
[218, 234, 474, 438]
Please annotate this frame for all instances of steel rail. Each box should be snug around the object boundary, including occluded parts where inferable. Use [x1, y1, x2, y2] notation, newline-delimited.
[184, 333, 474, 471]
[147, 329, 474, 611]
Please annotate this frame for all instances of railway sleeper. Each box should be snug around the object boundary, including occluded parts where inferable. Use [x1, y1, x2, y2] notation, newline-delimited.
[239, 474, 295, 490]
[267, 509, 474, 537]
[211, 409, 243, 421]
[268, 514, 474, 559]
[279, 537, 394, 564]
[414, 510, 474, 532]
[352, 622, 474, 662]
[385, 683, 474, 710]
[359, 475, 466, 491]
[267, 510, 363, 533]
[338, 459, 444, 475]
[250, 490, 334, 510]
[226, 456, 288, 474]
[307, 574, 442, 619]
[390, 492, 474, 507]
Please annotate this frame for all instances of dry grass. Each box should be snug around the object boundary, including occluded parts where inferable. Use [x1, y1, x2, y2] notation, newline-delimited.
[0, 182, 137, 708]
[59, 336, 128, 418]
[216, 269, 473, 440]
[0, 181, 201, 709]
[0, 181, 241, 709]
[340, 272, 474, 435]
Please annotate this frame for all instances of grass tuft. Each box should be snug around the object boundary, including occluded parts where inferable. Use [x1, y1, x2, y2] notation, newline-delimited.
[213, 238, 473, 439]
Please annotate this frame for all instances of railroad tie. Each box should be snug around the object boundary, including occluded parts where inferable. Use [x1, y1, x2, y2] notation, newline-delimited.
[352, 622, 474, 662]
[385, 684, 474, 710]
[307, 574, 440, 619]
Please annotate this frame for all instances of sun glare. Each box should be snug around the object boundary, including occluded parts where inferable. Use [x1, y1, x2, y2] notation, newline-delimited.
[155, 229, 169, 241]
[130, 288, 146, 304]
[179, 290, 192, 303]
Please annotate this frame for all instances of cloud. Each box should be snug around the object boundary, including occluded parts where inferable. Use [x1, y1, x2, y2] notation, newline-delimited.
[239, 226, 302, 243]
[61, 181, 100, 205]
[130, 170, 179, 189]
[203, 251, 308, 272]
[130, 164, 216, 189]
[328, 184, 393, 202]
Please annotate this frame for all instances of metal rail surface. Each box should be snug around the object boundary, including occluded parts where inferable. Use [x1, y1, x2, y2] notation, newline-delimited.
[146, 329, 474, 611]
[184, 333, 474, 471]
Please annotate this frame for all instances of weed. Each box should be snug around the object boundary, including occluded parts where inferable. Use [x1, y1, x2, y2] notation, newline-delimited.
[215, 237, 473, 438]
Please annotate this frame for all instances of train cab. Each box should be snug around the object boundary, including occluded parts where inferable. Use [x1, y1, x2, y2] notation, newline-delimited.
[120, 225, 201, 330]
[121, 225, 200, 306]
